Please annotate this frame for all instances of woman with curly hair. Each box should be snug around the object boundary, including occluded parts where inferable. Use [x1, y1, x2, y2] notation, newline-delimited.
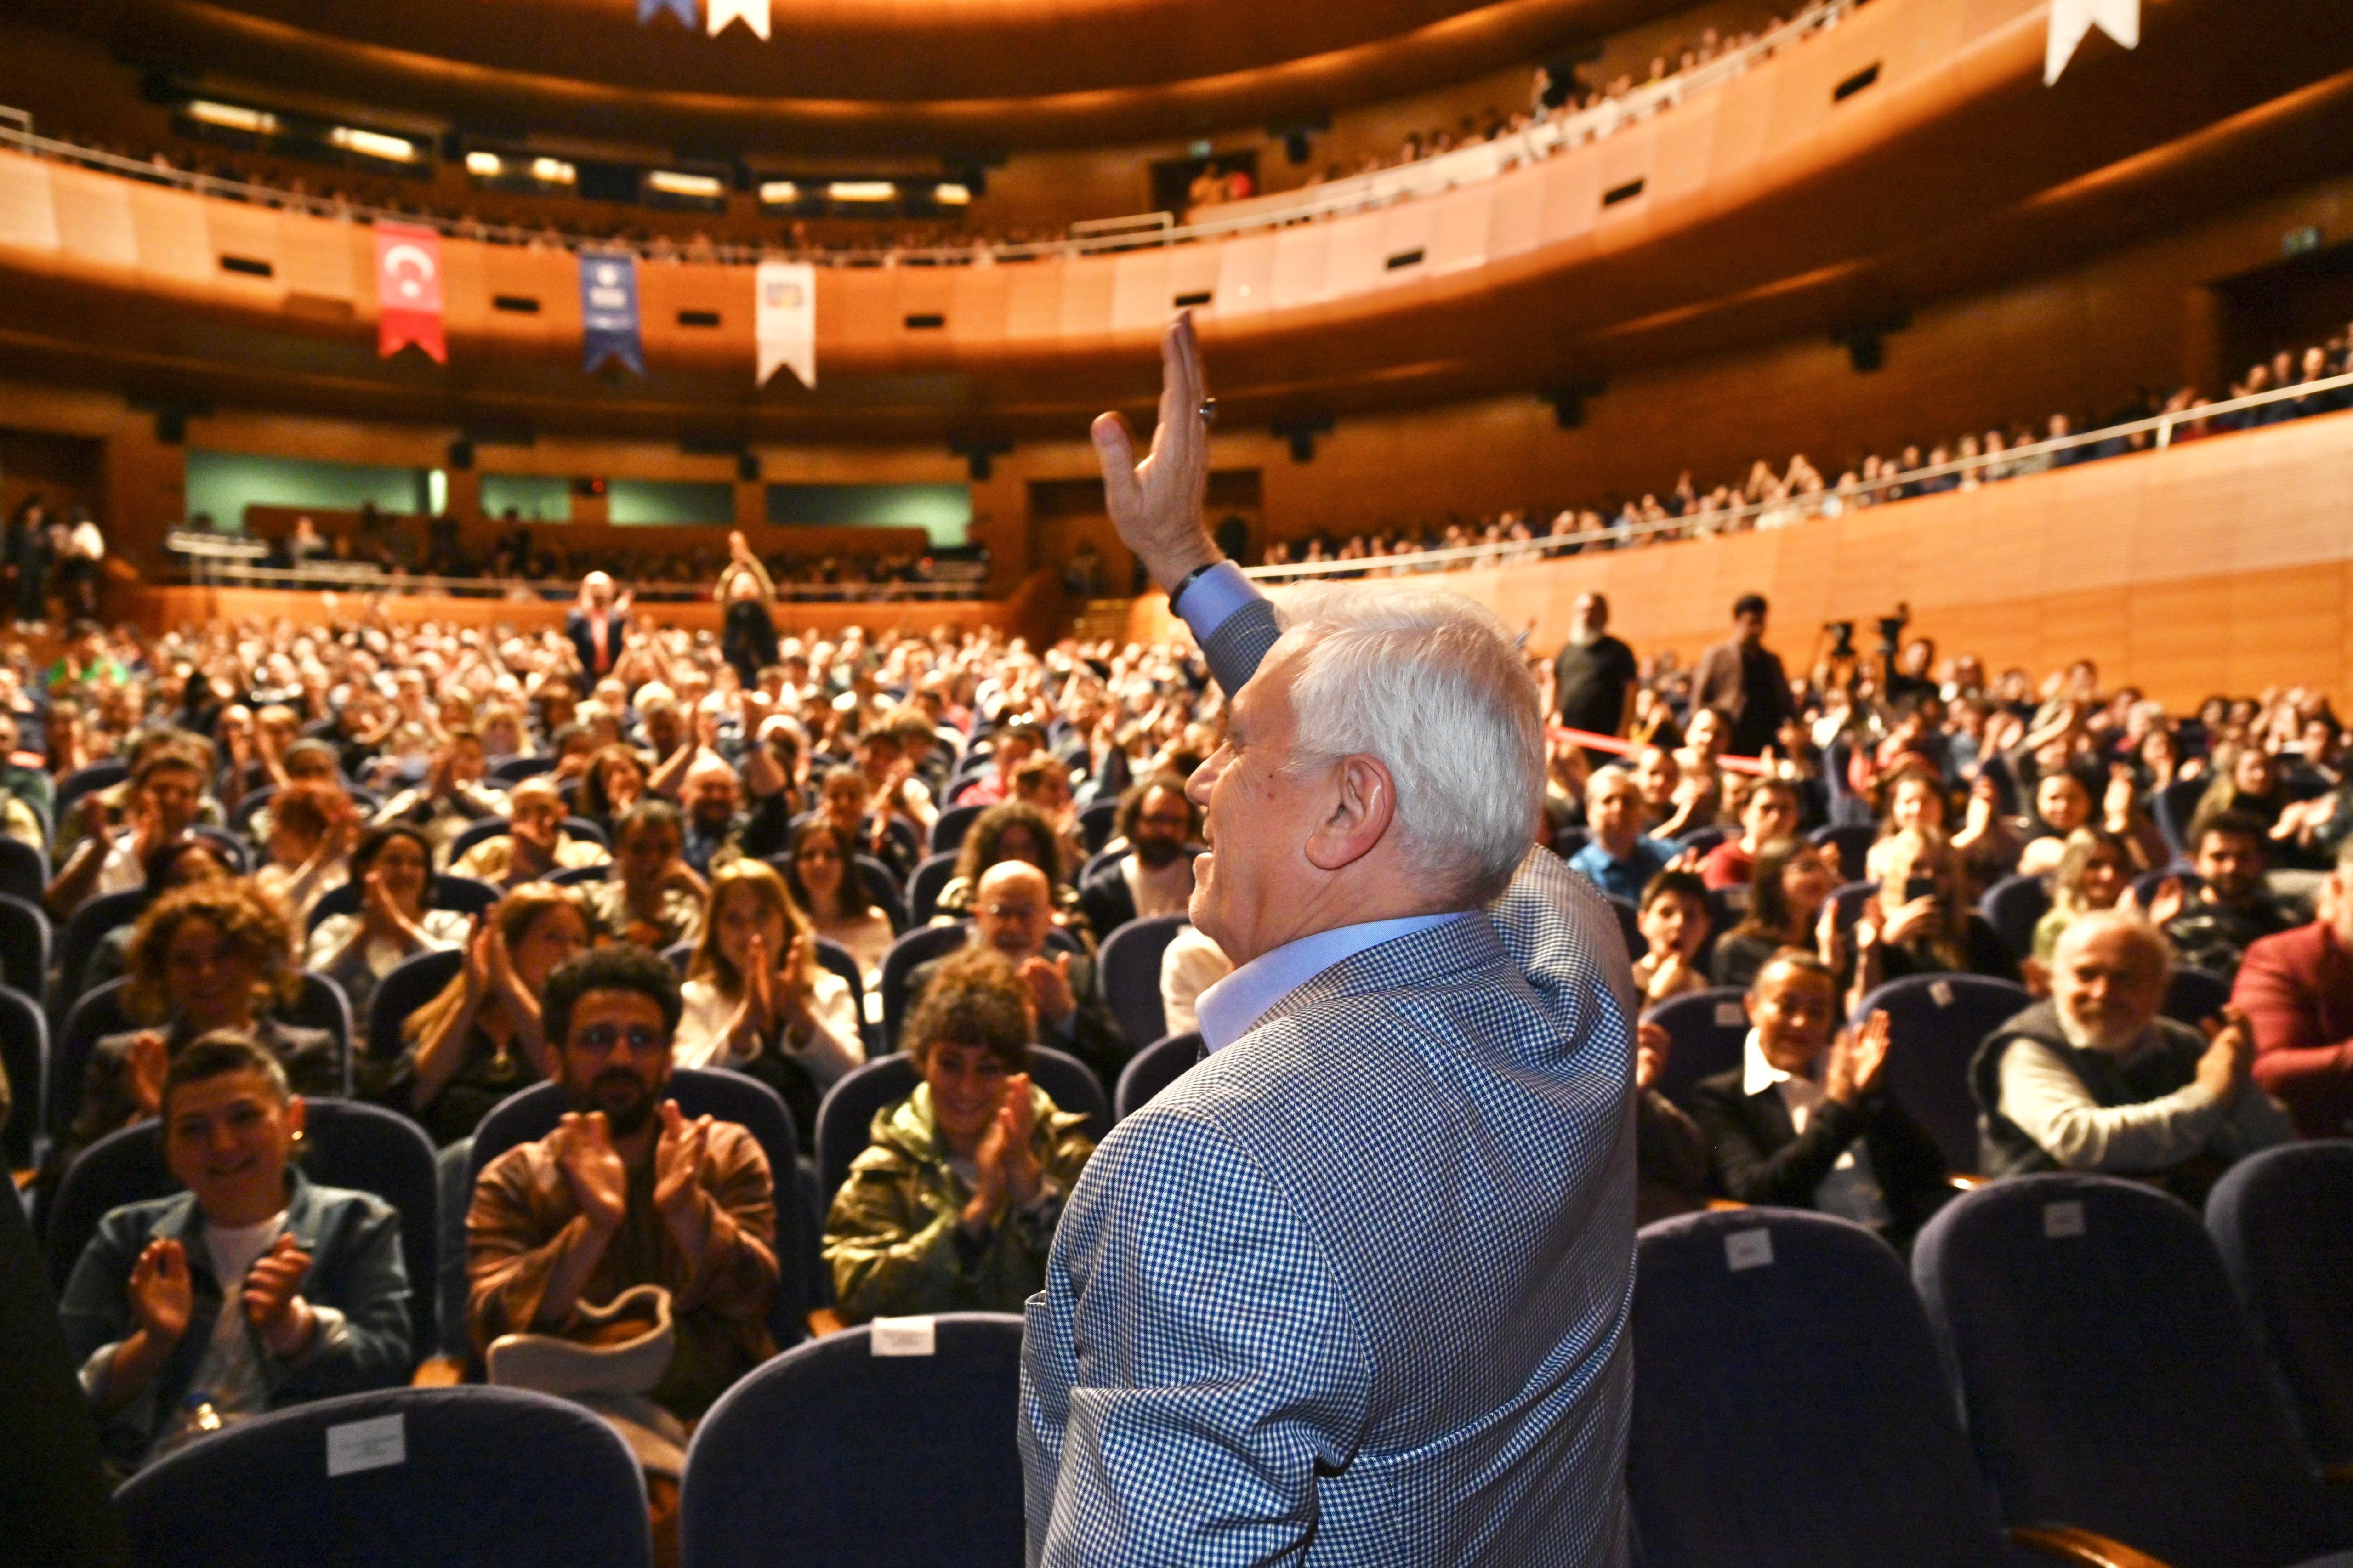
[932, 799, 1084, 933]
[64, 879, 341, 1165]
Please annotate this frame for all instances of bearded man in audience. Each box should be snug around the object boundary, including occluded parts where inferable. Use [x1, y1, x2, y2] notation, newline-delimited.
[1077, 773, 1199, 936]
[2158, 812, 2297, 982]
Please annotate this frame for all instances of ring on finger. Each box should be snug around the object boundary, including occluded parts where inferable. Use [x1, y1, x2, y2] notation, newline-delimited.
[1197, 397, 1218, 426]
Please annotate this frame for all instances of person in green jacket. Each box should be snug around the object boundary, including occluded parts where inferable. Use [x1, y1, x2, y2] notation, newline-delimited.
[824, 946, 1095, 1323]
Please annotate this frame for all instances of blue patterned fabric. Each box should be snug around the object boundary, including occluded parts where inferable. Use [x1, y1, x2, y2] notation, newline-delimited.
[1021, 845, 1636, 1565]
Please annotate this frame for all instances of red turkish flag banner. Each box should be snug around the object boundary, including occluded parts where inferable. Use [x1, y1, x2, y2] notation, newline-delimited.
[375, 222, 447, 364]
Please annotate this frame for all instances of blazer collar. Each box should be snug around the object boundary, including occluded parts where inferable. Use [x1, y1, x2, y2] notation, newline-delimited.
[1240, 910, 1502, 1040]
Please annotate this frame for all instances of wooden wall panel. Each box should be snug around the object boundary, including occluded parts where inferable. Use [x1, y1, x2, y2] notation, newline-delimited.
[947, 265, 1012, 365]
[275, 213, 358, 306]
[1269, 222, 1337, 311]
[45, 164, 135, 270]
[1055, 252, 1119, 343]
[1110, 249, 1172, 334]
[126, 183, 211, 285]
[202, 201, 289, 308]
[0, 154, 57, 254]
[1425, 184, 1494, 277]
[1210, 233, 1276, 319]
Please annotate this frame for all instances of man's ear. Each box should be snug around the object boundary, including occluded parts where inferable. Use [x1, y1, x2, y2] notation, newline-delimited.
[1302, 754, 1397, 873]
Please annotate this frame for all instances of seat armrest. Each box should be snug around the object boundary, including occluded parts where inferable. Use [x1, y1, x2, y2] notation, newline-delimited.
[2009, 1524, 2175, 1568]
[410, 1355, 466, 1388]
[1948, 1174, 1987, 1191]
[807, 1307, 848, 1337]
[1703, 1198, 1748, 1212]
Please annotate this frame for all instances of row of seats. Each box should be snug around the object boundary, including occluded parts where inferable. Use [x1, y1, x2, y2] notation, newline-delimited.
[90, 1147, 2353, 1568]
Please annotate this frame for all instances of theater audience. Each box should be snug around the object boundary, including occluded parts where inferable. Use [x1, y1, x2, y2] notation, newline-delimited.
[61, 1036, 412, 1476]
[1973, 912, 2291, 1201]
[779, 819, 896, 986]
[933, 800, 1082, 927]
[674, 862, 862, 1148]
[67, 881, 341, 1168]
[74, 834, 242, 1000]
[2232, 837, 2353, 1138]
[824, 947, 1096, 1323]
[902, 861, 1126, 1087]
[1077, 773, 1199, 937]
[307, 824, 471, 1019]
[580, 801, 706, 951]
[1701, 776, 1802, 890]
[1570, 768, 1677, 902]
[252, 780, 355, 922]
[48, 744, 210, 918]
[371, 884, 591, 1148]
[2155, 812, 2297, 982]
[1863, 827, 2019, 984]
[1632, 870, 1711, 1004]
[1711, 836, 1836, 990]
[449, 775, 610, 889]
[467, 945, 778, 1421]
[370, 732, 507, 861]
[1691, 954, 1950, 1245]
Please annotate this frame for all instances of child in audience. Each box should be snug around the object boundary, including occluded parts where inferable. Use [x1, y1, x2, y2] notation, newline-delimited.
[1632, 870, 1712, 1004]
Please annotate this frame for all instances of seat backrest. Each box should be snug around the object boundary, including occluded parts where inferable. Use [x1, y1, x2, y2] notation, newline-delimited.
[227, 784, 278, 837]
[815, 1048, 1109, 1202]
[0, 834, 47, 903]
[53, 761, 127, 823]
[905, 850, 959, 927]
[1809, 823, 1877, 883]
[878, 921, 969, 1051]
[1643, 987, 1753, 1112]
[1608, 896, 1642, 958]
[1115, 1030, 1202, 1121]
[364, 949, 466, 1060]
[1912, 1174, 2352, 1568]
[0, 889, 50, 998]
[1078, 797, 1118, 853]
[1828, 879, 1878, 934]
[2206, 1141, 2353, 1468]
[2162, 966, 2233, 1028]
[1629, 1209, 2012, 1568]
[929, 802, 984, 856]
[548, 863, 608, 887]
[490, 754, 555, 784]
[851, 856, 905, 931]
[560, 816, 610, 850]
[1675, 824, 1729, 858]
[1098, 915, 1185, 1051]
[2131, 866, 2202, 910]
[59, 890, 152, 1009]
[443, 817, 511, 865]
[468, 1068, 808, 1341]
[115, 1386, 652, 1568]
[679, 1314, 1024, 1568]
[1855, 973, 2031, 1174]
[0, 983, 44, 1168]
[50, 976, 136, 1147]
[1977, 874, 2051, 966]
[45, 1098, 438, 1352]
[2154, 776, 2211, 856]
[307, 874, 500, 934]
[808, 937, 876, 1056]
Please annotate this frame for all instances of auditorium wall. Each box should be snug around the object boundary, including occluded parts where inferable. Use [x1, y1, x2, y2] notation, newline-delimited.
[1127, 408, 2353, 711]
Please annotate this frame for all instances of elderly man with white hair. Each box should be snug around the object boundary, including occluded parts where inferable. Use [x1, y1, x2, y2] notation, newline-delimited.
[1020, 315, 1638, 1568]
[1971, 909, 2292, 1199]
[564, 569, 632, 690]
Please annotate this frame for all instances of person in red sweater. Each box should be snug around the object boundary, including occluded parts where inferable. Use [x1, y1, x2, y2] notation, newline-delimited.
[2232, 839, 2353, 1138]
[1701, 777, 1803, 891]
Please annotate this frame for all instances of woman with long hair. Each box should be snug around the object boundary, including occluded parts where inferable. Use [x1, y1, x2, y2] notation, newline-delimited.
[579, 744, 649, 837]
[1860, 826, 2018, 985]
[933, 800, 1082, 930]
[306, 823, 470, 1018]
[780, 818, 895, 985]
[1711, 836, 1837, 991]
[677, 861, 861, 1147]
[372, 884, 591, 1147]
[2030, 828, 2135, 966]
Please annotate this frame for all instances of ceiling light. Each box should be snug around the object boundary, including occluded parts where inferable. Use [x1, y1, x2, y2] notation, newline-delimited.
[828, 181, 896, 202]
[934, 182, 971, 205]
[648, 169, 724, 198]
[760, 180, 801, 205]
[185, 100, 278, 136]
[330, 126, 422, 163]
[465, 151, 502, 176]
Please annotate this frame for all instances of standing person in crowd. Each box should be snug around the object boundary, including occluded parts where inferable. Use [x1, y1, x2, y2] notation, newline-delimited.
[675, 861, 862, 1148]
[1631, 869, 1711, 1004]
[58, 508, 106, 620]
[1692, 954, 1950, 1247]
[371, 884, 591, 1149]
[781, 819, 896, 987]
[307, 824, 471, 1019]
[1973, 911, 2292, 1202]
[4, 494, 47, 628]
[1553, 592, 1638, 751]
[714, 531, 780, 687]
[61, 1037, 412, 1477]
[581, 800, 706, 952]
[1712, 837, 1837, 990]
[824, 947, 1096, 1324]
[1076, 773, 1199, 937]
[2232, 836, 2353, 1138]
[449, 775, 609, 889]
[1701, 776, 1803, 890]
[1690, 593, 1796, 759]
[65, 881, 344, 1169]
[565, 571, 633, 690]
[1570, 767, 1677, 902]
[467, 945, 779, 1423]
[2154, 812, 2297, 982]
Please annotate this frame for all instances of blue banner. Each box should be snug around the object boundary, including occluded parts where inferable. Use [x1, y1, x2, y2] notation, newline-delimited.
[638, 0, 699, 24]
[579, 250, 645, 376]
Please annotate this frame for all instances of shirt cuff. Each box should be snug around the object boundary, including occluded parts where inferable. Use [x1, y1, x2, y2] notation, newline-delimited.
[1171, 561, 1261, 645]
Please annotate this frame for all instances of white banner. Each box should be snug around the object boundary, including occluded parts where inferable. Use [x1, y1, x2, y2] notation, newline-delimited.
[756, 260, 816, 389]
[708, 0, 771, 39]
[2045, 0, 2137, 84]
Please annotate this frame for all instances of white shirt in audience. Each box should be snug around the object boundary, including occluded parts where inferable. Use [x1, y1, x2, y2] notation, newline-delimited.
[1159, 925, 1233, 1037]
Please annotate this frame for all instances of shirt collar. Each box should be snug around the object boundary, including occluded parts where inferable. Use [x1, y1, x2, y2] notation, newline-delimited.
[1195, 912, 1469, 1053]
[1744, 1028, 1807, 1098]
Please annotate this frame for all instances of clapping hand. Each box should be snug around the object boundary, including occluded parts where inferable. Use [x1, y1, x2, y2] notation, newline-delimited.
[125, 1030, 170, 1118]
[1825, 1009, 1893, 1105]
[127, 1237, 193, 1347]
[242, 1233, 318, 1358]
[2194, 1006, 2255, 1107]
[2136, 874, 2187, 929]
[552, 1111, 629, 1233]
[1020, 952, 1077, 1026]
[965, 1073, 1043, 1229]
[652, 1101, 712, 1218]
[1633, 1020, 1670, 1091]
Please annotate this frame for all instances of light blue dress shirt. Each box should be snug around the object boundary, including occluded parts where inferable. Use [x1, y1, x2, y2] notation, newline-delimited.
[1170, 564, 1472, 1053]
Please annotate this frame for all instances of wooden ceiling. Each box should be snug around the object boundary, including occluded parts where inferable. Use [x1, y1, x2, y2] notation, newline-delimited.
[22, 0, 1686, 152]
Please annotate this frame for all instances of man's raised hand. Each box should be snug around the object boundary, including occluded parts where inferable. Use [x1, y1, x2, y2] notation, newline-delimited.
[1091, 312, 1220, 592]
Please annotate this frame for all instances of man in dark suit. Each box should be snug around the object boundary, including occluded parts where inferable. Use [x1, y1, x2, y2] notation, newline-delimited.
[902, 860, 1128, 1091]
[563, 571, 632, 691]
[1076, 773, 1199, 939]
[1688, 592, 1795, 759]
[1691, 951, 1949, 1246]
[2233, 838, 2353, 1138]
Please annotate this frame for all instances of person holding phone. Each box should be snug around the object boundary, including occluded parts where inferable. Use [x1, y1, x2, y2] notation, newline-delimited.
[1860, 826, 2020, 987]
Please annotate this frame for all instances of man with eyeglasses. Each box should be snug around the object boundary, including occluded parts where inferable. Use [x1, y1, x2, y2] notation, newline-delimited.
[1077, 773, 1201, 938]
[903, 860, 1129, 1090]
[466, 945, 780, 1424]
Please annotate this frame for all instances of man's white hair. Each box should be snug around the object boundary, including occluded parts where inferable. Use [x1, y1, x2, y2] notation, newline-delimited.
[1271, 582, 1542, 904]
[2052, 908, 2173, 982]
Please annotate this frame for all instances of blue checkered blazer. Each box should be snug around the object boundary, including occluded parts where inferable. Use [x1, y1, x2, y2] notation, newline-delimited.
[1021, 593, 1637, 1565]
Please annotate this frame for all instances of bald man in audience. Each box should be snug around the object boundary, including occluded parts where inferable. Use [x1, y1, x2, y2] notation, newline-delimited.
[901, 860, 1130, 1089]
